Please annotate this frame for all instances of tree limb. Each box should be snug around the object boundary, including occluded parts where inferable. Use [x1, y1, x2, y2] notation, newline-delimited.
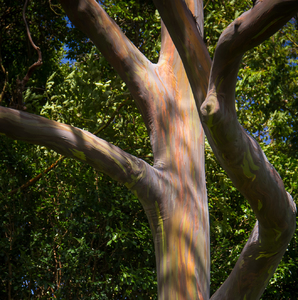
[153, 0, 211, 105]
[153, 0, 297, 298]
[60, 0, 151, 92]
[203, 0, 297, 226]
[0, 46, 8, 104]
[59, 0, 208, 173]
[0, 106, 147, 188]
[7, 155, 65, 196]
[207, 0, 298, 101]
[60, 0, 166, 139]
[204, 1, 297, 299]
[158, 0, 205, 66]
[22, 0, 43, 86]
[6, 96, 130, 195]
[10, 0, 43, 110]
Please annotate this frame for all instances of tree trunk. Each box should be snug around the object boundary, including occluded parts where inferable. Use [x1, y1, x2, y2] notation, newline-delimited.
[1, 0, 211, 298]
[0, 0, 297, 299]
[153, 0, 297, 299]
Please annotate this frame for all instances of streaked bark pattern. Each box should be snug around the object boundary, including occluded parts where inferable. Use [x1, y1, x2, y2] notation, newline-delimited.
[152, 0, 297, 299]
[0, 0, 297, 299]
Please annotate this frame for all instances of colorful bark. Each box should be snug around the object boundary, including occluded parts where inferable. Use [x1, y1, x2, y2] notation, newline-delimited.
[59, 1, 211, 298]
[153, 0, 297, 299]
[0, 0, 210, 298]
[0, 107, 146, 186]
[0, 0, 297, 299]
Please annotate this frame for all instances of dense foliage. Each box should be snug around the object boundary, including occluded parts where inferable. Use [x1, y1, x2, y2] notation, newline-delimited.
[0, 0, 297, 298]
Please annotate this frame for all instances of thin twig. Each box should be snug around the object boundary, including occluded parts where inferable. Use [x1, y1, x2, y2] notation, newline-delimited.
[286, 33, 298, 48]
[22, 0, 43, 86]
[10, 0, 43, 109]
[7, 155, 65, 196]
[204, 0, 211, 9]
[49, 0, 62, 16]
[92, 98, 130, 136]
[0, 47, 9, 104]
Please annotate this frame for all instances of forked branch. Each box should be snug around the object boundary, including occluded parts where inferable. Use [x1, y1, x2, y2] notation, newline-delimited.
[154, 0, 297, 299]
[60, 0, 164, 136]
[10, 0, 43, 110]
[204, 1, 297, 299]
[0, 47, 8, 104]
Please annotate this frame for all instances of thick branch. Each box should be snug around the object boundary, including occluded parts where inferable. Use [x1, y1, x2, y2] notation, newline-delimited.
[60, 0, 150, 91]
[158, 0, 204, 65]
[0, 106, 147, 188]
[202, 1, 298, 298]
[203, 0, 298, 226]
[157, 21, 176, 65]
[208, 0, 298, 100]
[153, 0, 211, 104]
[6, 98, 129, 195]
[154, 0, 297, 298]
[60, 0, 162, 138]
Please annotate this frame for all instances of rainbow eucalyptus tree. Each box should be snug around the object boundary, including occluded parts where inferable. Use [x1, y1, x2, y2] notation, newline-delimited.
[0, 0, 297, 299]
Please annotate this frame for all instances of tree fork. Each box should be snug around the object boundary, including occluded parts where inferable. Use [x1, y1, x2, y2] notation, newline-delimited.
[153, 0, 297, 298]
[60, 1, 210, 298]
[1, 0, 297, 299]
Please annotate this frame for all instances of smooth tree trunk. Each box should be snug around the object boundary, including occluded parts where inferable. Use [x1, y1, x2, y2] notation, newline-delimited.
[153, 0, 297, 299]
[0, 0, 297, 299]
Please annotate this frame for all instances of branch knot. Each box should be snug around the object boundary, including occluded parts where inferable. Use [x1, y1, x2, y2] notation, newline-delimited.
[200, 91, 223, 128]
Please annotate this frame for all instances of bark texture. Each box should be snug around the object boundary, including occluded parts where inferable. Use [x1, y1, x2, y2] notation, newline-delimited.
[152, 0, 297, 299]
[1, 0, 210, 298]
[0, 0, 297, 299]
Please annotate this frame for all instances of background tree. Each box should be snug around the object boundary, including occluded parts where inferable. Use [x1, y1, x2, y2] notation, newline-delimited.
[0, 0, 297, 299]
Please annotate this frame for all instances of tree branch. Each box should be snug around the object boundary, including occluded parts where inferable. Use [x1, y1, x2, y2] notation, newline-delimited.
[0, 106, 147, 188]
[93, 97, 129, 136]
[7, 155, 65, 196]
[153, 0, 211, 104]
[202, 1, 298, 298]
[60, 0, 164, 139]
[6, 97, 130, 195]
[60, 0, 151, 92]
[157, 21, 176, 65]
[10, 0, 43, 110]
[0, 46, 8, 104]
[153, 0, 297, 298]
[158, 0, 205, 66]
[202, 0, 298, 225]
[207, 0, 298, 102]
[22, 0, 43, 86]
[158, 0, 204, 66]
